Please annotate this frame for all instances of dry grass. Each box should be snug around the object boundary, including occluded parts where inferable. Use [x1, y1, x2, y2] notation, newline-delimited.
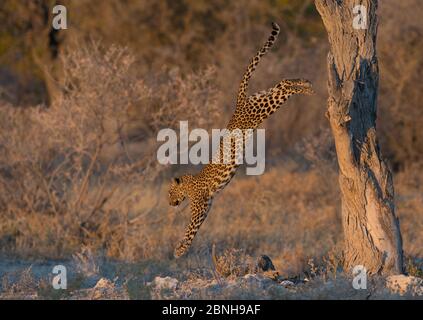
[0, 41, 421, 273]
[395, 163, 423, 259]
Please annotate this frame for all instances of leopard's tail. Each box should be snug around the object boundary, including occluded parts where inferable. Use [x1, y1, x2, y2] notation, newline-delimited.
[236, 22, 280, 108]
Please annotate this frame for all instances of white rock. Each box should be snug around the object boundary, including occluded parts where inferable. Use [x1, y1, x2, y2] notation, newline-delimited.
[151, 276, 179, 290]
[279, 280, 295, 287]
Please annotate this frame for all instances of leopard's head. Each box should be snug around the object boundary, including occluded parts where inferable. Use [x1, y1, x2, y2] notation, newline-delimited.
[168, 177, 186, 206]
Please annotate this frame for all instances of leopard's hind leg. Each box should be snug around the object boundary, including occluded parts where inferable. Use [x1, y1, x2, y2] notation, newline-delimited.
[248, 78, 314, 121]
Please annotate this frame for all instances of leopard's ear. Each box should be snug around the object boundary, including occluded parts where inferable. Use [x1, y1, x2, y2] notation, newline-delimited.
[173, 177, 181, 184]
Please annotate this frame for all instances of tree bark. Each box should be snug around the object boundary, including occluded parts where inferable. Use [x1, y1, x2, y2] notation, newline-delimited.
[315, 0, 403, 275]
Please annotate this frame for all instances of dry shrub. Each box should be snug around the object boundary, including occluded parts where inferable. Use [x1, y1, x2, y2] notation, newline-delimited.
[144, 65, 221, 131]
[394, 162, 423, 259]
[212, 246, 255, 278]
[2, 0, 423, 168]
[0, 267, 39, 299]
[378, 0, 423, 169]
[0, 42, 220, 259]
[72, 246, 100, 278]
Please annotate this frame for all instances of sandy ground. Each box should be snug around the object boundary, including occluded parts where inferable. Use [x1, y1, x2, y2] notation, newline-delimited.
[0, 256, 421, 300]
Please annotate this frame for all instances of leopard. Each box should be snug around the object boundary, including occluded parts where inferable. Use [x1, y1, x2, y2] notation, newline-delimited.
[169, 22, 314, 258]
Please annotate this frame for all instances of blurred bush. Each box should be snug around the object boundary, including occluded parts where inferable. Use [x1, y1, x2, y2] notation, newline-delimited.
[0, 43, 220, 259]
[0, 0, 421, 165]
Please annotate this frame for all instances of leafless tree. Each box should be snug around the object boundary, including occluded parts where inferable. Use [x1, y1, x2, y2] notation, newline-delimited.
[315, 0, 403, 275]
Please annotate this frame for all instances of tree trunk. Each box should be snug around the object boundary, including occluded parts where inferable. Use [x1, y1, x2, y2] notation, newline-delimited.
[315, 0, 403, 275]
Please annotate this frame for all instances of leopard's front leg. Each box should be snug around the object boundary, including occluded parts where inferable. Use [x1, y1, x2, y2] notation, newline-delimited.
[174, 193, 212, 258]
